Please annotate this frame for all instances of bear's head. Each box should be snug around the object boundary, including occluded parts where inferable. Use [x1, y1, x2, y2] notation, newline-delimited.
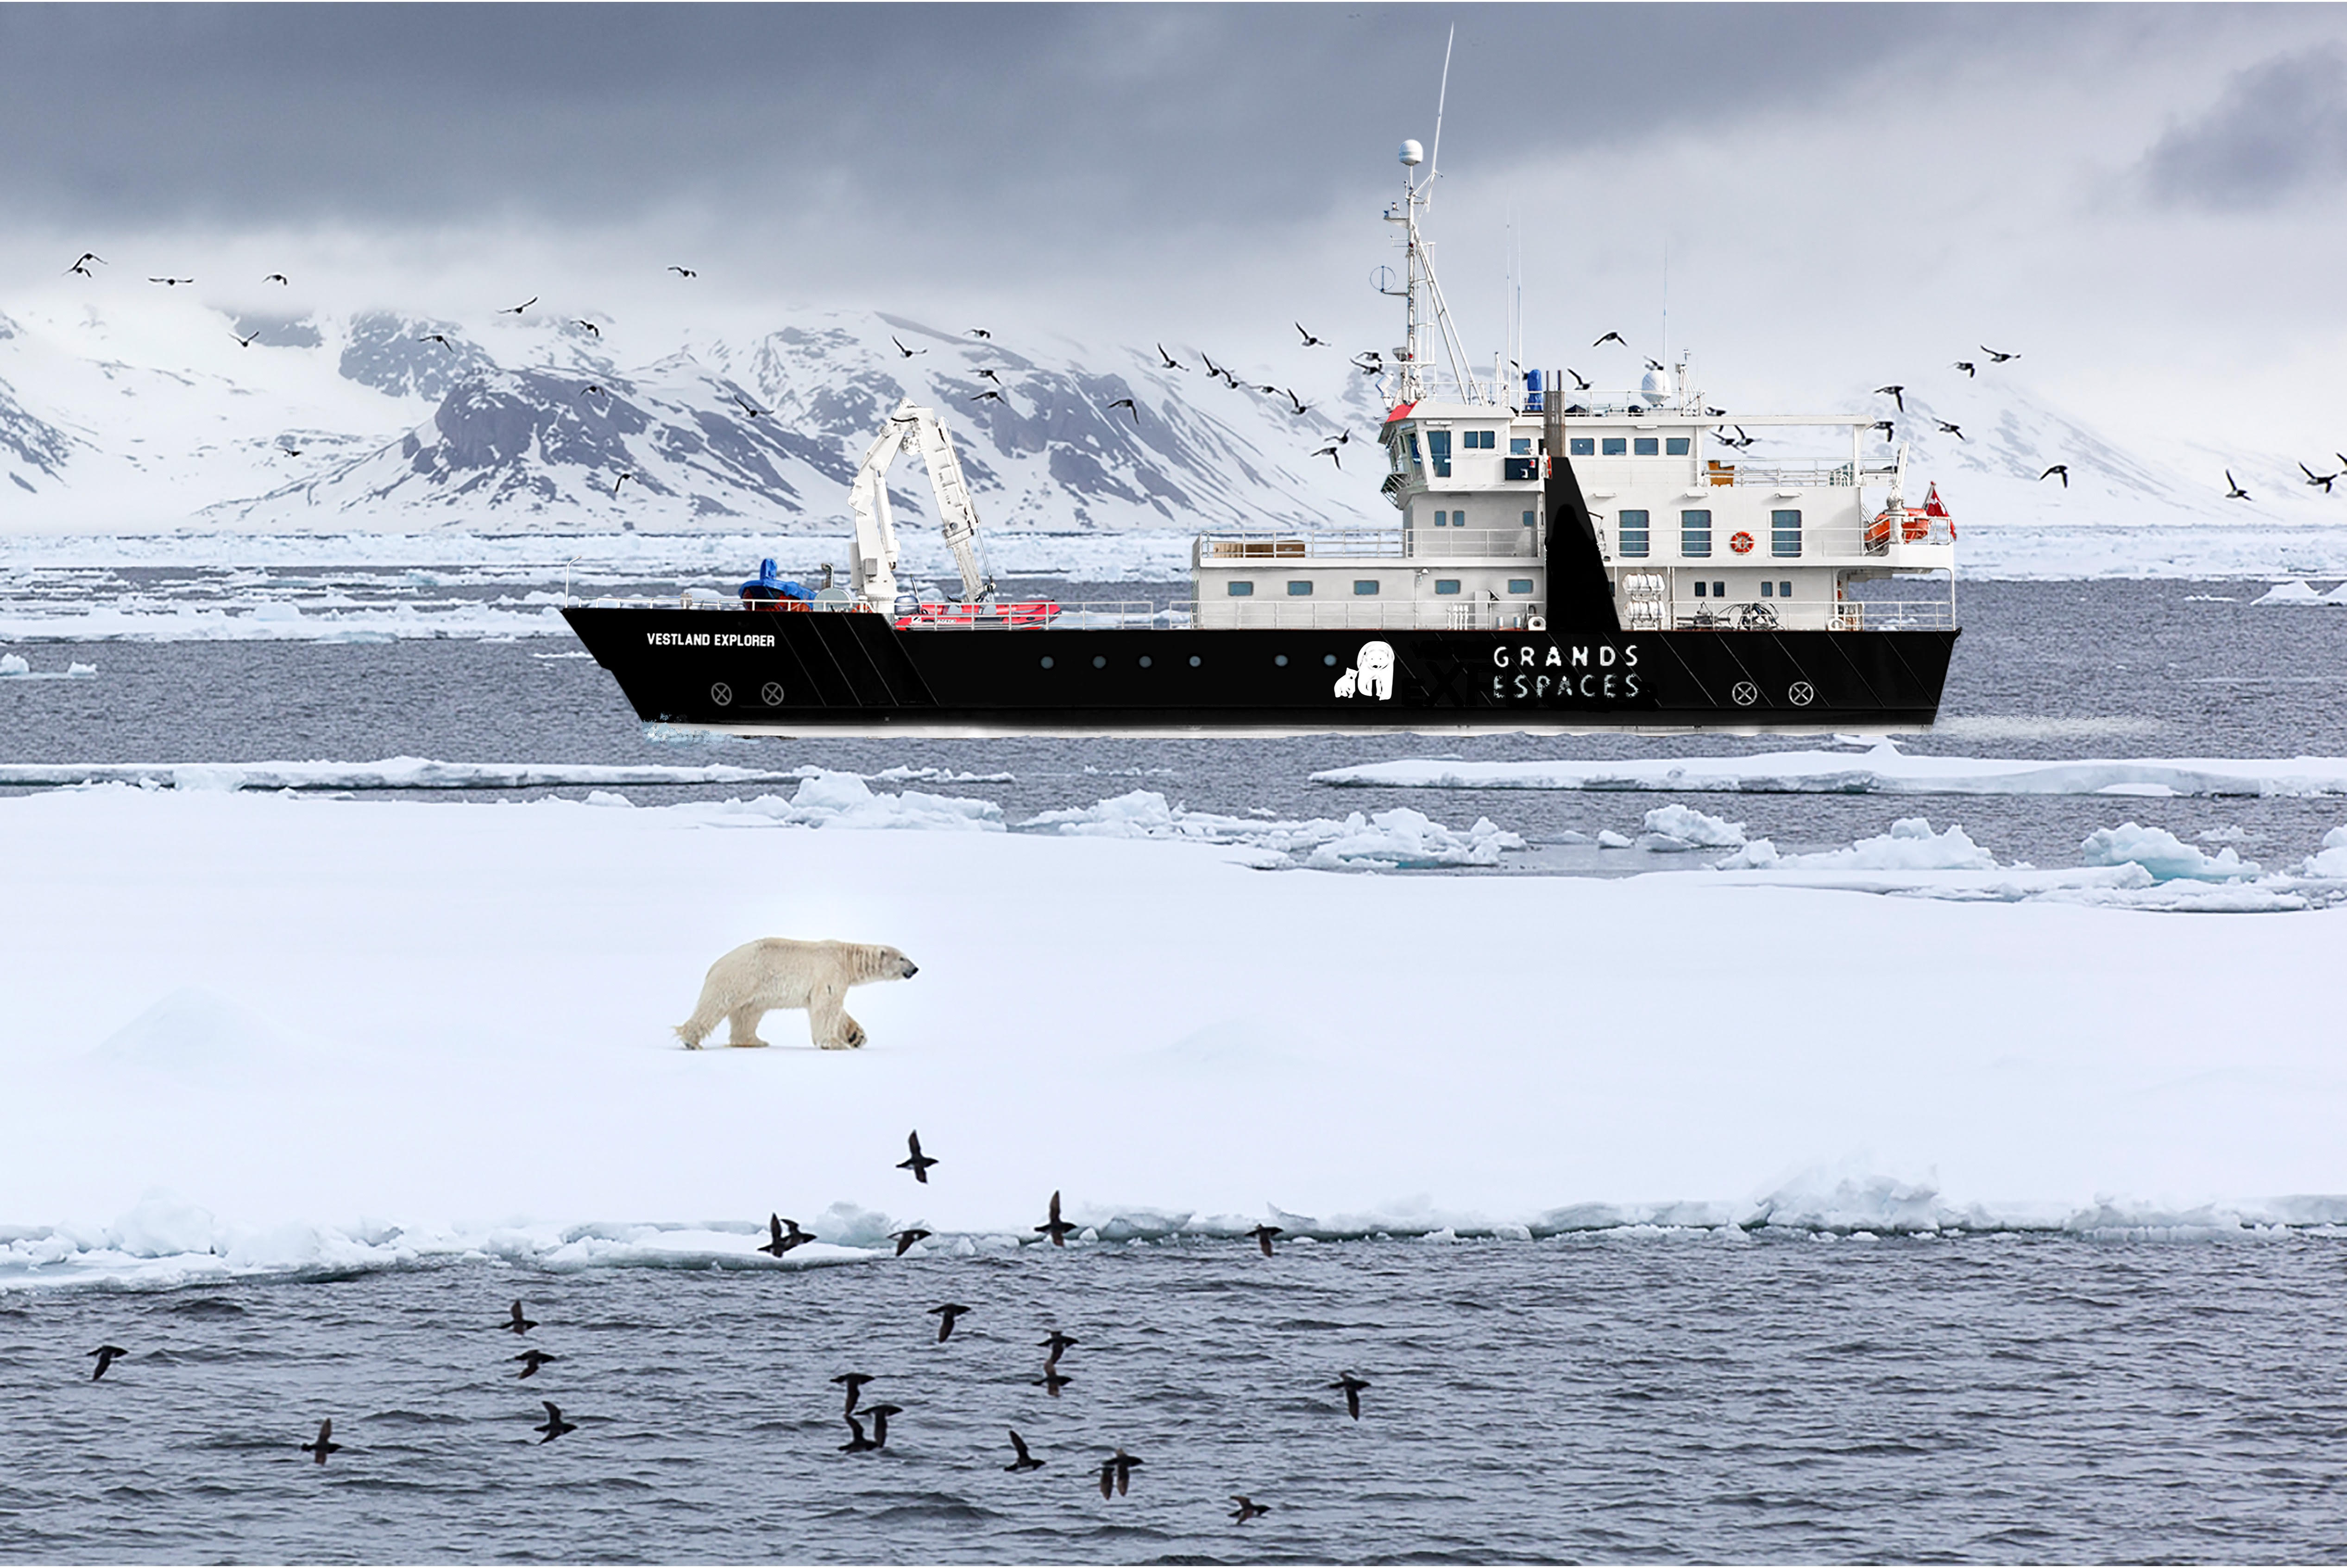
[1357, 640, 1396, 675]
[862, 944, 919, 982]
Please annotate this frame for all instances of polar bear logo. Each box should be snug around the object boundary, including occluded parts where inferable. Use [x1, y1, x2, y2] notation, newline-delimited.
[1334, 640, 1396, 700]
[674, 938, 919, 1051]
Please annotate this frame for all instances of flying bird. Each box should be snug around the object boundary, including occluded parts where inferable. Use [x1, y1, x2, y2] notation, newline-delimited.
[839, 1412, 876, 1452]
[1284, 390, 1309, 416]
[862, 1404, 903, 1448]
[1156, 343, 1187, 370]
[233, 329, 260, 348]
[1329, 1372, 1371, 1420]
[419, 334, 455, 351]
[733, 393, 771, 419]
[1296, 323, 1328, 346]
[891, 335, 926, 358]
[1592, 331, 1626, 348]
[278, 442, 304, 456]
[534, 1401, 577, 1442]
[1004, 1429, 1045, 1471]
[504, 1301, 538, 1335]
[1040, 1329, 1078, 1364]
[88, 1345, 127, 1380]
[1875, 384, 1906, 411]
[582, 384, 607, 398]
[2039, 464, 2069, 488]
[969, 327, 991, 339]
[1953, 360, 1977, 377]
[1256, 383, 1280, 395]
[1313, 446, 1342, 470]
[513, 1350, 558, 1379]
[1036, 1190, 1076, 1246]
[612, 471, 634, 496]
[2225, 470, 2251, 500]
[1098, 1448, 1143, 1498]
[2299, 462, 2337, 493]
[668, 266, 698, 278]
[573, 320, 600, 338]
[971, 389, 1005, 403]
[889, 1227, 931, 1256]
[299, 1419, 341, 1465]
[264, 272, 289, 285]
[148, 277, 194, 286]
[1108, 397, 1139, 423]
[1199, 352, 1225, 379]
[1231, 1496, 1271, 1524]
[500, 296, 537, 315]
[976, 368, 1004, 384]
[66, 252, 105, 276]
[830, 1372, 874, 1414]
[927, 1302, 972, 1342]
[1036, 1365, 1072, 1397]
[1644, 357, 1664, 372]
[1564, 368, 1592, 390]
[1937, 421, 1965, 440]
[1247, 1223, 1284, 1258]
[1981, 345, 2019, 363]
[1870, 420, 1895, 441]
[759, 1214, 813, 1256]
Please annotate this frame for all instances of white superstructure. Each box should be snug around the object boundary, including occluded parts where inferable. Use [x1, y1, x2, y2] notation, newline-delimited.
[1190, 142, 1957, 633]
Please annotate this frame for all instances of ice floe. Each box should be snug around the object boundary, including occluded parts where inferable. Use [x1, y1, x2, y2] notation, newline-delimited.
[2251, 579, 2347, 607]
[1019, 789, 1523, 869]
[1316, 743, 2347, 798]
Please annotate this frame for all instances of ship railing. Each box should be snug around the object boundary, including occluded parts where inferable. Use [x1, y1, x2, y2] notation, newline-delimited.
[1828, 598, 1956, 631]
[1199, 528, 1538, 561]
[1701, 460, 1862, 488]
[1192, 600, 1548, 632]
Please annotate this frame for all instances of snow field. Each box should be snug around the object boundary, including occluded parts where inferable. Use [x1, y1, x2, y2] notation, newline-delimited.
[3, 785, 2347, 1292]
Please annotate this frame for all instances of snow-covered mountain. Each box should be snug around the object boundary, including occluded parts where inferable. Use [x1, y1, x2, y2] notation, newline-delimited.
[0, 295, 2337, 546]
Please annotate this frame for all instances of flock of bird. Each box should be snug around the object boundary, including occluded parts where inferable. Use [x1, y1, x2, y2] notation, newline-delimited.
[74, 247, 2324, 506]
[74, 1127, 1367, 1528]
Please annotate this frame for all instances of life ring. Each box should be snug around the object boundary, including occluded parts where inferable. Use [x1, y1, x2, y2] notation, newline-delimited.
[1729, 530, 1755, 554]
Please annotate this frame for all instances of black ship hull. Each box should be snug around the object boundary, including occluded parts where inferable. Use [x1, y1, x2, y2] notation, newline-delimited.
[563, 606, 1957, 736]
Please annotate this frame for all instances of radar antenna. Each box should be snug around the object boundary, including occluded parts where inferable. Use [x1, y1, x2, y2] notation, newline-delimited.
[1384, 25, 1484, 406]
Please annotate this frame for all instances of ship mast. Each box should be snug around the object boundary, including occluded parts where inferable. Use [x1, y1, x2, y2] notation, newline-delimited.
[1381, 32, 1483, 406]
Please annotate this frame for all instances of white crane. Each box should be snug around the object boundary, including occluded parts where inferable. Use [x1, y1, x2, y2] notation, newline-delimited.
[847, 401, 993, 611]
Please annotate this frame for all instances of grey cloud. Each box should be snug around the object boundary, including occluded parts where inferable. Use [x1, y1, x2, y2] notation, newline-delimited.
[2140, 44, 2347, 209]
[0, 2, 2082, 238]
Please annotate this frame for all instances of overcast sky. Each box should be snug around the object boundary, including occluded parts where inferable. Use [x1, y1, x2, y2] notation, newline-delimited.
[5, 3, 2345, 452]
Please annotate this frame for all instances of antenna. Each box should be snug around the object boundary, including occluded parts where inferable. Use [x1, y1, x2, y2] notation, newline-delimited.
[1661, 239, 1669, 369]
[1426, 25, 1454, 212]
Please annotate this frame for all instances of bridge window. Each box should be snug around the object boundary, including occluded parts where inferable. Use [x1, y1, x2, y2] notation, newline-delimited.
[1601, 437, 1628, 457]
[1463, 429, 1496, 449]
[1694, 580, 1707, 598]
[1427, 429, 1452, 477]
[1522, 510, 1537, 528]
[1354, 580, 1380, 596]
[1681, 509, 1712, 558]
[1509, 579, 1534, 595]
[1569, 438, 1595, 456]
[1633, 437, 1659, 456]
[1287, 580, 1314, 596]
[1761, 580, 1773, 597]
[1772, 509, 1803, 557]
[1666, 437, 1691, 455]
[1780, 580, 1793, 597]
[1435, 579, 1462, 595]
[1618, 509, 1649, 558]
[1510, 437, 1532, 455]
[1227, 581, 1254, 596]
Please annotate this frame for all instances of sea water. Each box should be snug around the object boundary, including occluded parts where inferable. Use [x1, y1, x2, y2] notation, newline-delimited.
[8, 1234, 2347, 1564]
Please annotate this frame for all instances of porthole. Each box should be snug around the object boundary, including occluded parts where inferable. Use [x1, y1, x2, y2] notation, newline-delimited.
[1138, 655, 1152, 668]
[760, 680, 786, 706]
[1092, 655, 1107, 669]
[1188, 655, 1202, 668]
[1040, 655, 1054, 669]
[1274, 654, 1288, 667]
[710, 682, 733, 706]
[1323, 653, 1338, 666]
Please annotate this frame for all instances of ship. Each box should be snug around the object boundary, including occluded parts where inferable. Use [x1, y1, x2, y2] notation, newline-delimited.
[563, 138, 1957, 737]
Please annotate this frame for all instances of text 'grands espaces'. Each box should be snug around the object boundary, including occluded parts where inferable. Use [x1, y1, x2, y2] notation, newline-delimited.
[1491, 641, 1642, 702]
[644, 631, 777, 648]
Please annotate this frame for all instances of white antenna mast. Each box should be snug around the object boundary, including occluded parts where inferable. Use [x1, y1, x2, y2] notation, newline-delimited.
[1426, 25, 1454, 212]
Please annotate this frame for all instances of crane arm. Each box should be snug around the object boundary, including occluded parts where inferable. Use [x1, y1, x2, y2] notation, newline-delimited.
[845, 401, 992, 611]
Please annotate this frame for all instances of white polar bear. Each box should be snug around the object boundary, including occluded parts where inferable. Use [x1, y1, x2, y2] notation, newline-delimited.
[674, 938, 919, 1051]
[1351, 640, 1396, 699]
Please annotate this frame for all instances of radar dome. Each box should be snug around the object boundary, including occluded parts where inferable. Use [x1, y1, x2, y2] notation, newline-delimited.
[1639, 365, 1677, 406]
[1399, 139, 1424, 167]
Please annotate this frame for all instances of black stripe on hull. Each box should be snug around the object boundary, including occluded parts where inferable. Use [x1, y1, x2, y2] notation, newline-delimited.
[564, 607, 1957, 737]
